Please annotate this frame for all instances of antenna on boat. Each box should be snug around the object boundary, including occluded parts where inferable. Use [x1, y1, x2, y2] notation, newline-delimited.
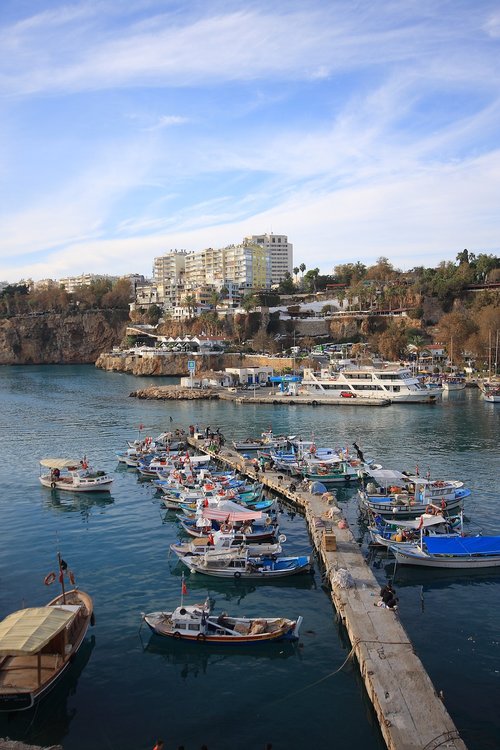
[57, 551, 67, 605]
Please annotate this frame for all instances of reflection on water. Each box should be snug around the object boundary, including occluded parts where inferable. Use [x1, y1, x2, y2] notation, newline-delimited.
[141, 630, 300, 680]
[42, 490, 114, 520]
[0, 636, 95, 747]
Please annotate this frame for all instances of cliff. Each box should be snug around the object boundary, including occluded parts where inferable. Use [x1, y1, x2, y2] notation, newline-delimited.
[0, 311, 128, 365]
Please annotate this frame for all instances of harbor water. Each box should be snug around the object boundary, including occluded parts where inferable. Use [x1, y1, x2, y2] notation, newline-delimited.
[0, 365, 498, 750]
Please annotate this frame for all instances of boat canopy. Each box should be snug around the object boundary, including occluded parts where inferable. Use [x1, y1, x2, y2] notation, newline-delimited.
[365, 469, 406, 482]
[0, 607, 76, 656]
[40, 458, 81, 469]
[389, 514, 449, 530]
[201, 502, 263, 522]
[425, 536, 500, 556]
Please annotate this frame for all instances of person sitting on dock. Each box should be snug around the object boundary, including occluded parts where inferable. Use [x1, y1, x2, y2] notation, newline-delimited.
[379, 580, 398, 610]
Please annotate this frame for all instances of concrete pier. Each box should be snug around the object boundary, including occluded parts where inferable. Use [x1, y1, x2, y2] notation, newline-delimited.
[187, 437, 467, 750]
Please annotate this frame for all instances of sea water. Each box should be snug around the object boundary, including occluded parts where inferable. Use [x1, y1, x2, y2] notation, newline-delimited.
[0, 366, 498, 750]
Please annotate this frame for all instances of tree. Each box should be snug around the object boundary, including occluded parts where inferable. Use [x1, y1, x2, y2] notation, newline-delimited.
[303, 268, 320, 292]
[241, 294, 258, 313]
[366, 257, 396, 282]
[209, 290, 222, 313]
[147, 304, 163, 325]
[299, 263, 306, 278]
[277, 273, 295, 294]
[101, 278, 132, 309]
[374, 323, 408, 361]
[293, 267, 300, 282]
[182, 294, 197, 318]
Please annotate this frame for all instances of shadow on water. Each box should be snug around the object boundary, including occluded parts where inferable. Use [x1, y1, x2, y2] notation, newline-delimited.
[384, 561, 500, 589]
[0, 635, 95, 747]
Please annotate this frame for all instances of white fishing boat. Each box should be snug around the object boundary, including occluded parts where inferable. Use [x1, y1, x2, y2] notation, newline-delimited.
[368, 512, 462, 547]
[39, 458, 113, 492]
[390, 535, 500, 568]
[300, 365, 442, 403]
[170, 528, 286, 559]
[0, 555, 93, 711]
[482, 387, 500, 403]
[179, 550, 312, 579]
[442, 376, 466, 391]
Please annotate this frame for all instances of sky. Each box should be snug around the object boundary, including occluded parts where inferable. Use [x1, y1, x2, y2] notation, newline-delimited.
[1, 0, 500, 283]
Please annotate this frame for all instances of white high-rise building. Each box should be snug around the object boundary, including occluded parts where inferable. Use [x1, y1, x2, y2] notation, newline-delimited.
[244, 233, 293, 284]
[153, 250, 187, 286]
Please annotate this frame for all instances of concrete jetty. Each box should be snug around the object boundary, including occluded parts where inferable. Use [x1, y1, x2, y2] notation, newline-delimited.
[187, 436, 467, 750]
[131, 385, 390, 406]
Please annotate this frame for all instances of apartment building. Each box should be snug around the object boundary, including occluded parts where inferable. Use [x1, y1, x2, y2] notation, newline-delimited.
[244, 233, 293, 284]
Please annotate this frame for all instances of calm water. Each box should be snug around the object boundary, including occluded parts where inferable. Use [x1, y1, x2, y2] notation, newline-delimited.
[0, 366, 498, 750]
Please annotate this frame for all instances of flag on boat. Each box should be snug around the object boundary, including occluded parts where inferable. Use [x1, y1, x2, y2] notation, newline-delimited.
[181, 578, 188, 596]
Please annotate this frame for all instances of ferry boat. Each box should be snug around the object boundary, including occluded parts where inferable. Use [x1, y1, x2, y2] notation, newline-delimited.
[442, 376, 466, 391]
[299, 365, 442, 403]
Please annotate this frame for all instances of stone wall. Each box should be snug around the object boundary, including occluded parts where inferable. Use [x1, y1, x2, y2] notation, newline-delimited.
[95, 352, 295, 377]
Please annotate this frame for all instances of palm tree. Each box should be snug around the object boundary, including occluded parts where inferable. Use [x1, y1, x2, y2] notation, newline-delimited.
[299, 263, 306, 279]
[182, 294, 197, 319]
[293, 267, 300, 283]
[209, 290, 221, 313]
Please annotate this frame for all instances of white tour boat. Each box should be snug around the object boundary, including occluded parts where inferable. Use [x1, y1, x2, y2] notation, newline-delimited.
[299, 365, 442, 403]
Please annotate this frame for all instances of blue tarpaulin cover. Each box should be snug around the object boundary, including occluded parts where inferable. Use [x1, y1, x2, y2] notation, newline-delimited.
[424, 536, 500, 556]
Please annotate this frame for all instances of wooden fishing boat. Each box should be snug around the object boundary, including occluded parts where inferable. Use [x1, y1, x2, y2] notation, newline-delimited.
[0, 557, 93, 711]
[39, 458, 113, 492]
[143, 600, 302, 643]
[170, 527, 286, 559]
[368, 512, 462, 548]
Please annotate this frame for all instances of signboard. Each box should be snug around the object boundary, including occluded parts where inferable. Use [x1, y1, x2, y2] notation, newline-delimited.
[187, 360, 196, 372]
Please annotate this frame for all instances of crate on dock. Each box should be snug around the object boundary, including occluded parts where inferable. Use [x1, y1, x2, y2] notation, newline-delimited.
[323, 527, 337, 551]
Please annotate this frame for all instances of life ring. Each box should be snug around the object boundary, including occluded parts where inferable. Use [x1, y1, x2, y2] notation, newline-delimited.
[265, 517, 272, 526]
[50, 481, 56, 489]
[69, 571, 76, 585]
[234, 571, 242, 579]
[197, 633, 206, 642]
[173, 631, 182, 639]
[44, 572, 56, 585]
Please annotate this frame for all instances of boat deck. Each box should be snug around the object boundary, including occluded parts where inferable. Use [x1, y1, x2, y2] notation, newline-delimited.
[188, 436, 467, 750]
[0, 653, 59, 691]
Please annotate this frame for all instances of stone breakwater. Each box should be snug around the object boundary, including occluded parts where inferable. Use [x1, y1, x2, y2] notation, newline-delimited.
[130, 386, 221, 400]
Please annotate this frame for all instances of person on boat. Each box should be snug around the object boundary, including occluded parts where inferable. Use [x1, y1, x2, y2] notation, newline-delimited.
[353, 442, 365, 463]
[152, 740, 164, 750]
[51, 467, 61, 481]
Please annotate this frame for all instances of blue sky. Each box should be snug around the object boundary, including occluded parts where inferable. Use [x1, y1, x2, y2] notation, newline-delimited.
[1, 0, 500, 282]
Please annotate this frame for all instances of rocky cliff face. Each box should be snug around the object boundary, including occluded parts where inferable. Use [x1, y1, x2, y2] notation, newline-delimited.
[0, 311, 128, 365]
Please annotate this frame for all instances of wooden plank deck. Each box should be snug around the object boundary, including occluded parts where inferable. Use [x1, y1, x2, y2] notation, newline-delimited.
[188, 437, 467, 750]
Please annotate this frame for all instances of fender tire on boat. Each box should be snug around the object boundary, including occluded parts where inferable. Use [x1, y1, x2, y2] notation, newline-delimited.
[50, 482, 56, 489]
[288, 400, 295, 405]
[173, 631, 182, 639]
[234, 571, 242, 579]
[273, 400, 279, 405]
[312, 400, 318, 406]
[197, 633, 206, 642]
[90, 612, 96, 626]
